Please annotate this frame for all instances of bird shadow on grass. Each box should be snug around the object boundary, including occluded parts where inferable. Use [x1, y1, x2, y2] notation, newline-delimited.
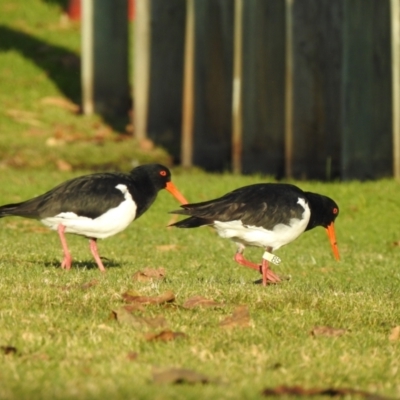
[42, 258, 122, 270]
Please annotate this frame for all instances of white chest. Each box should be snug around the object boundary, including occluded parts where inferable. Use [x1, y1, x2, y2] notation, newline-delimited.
[213, 197, 310, 250]
[41, 184, 138, 239]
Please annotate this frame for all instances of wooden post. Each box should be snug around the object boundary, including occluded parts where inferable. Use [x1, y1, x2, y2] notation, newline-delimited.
[284, 0, 294, 179]
[146, 0, 185, 160]
[241, 0, 285, 176]
[232, 0, 243, 174]
[81, 0, 129, 118]
[81, 0, 94, 115]
[181, 0, 195, 167]
[341, 0, 392, 180]
[391, 0, 400, 179]
[134, 0, 151, 141]
[191, 0, 233, 171]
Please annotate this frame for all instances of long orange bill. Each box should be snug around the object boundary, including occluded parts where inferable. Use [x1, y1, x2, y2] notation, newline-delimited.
[165, 181, 188, 205]
[325, 222, 340, 261]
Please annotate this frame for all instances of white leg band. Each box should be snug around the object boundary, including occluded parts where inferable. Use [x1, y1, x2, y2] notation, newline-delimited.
[262, 251, 281, 265]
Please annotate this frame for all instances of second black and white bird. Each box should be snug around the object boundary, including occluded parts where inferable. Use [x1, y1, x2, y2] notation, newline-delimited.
[170, 183, 339, 286]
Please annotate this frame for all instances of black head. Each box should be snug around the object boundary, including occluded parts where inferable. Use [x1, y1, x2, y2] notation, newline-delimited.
[132, 164, 172, 190]
[306, 192, 340, 261]
[305, 192, 339, 229]
[131, 164, 188, 204]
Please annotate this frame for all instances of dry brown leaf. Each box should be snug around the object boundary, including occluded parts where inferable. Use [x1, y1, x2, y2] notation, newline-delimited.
[111, 308, 168, 330]
[389, 326, 400, 341]
[121, 303, 146, 313]
[56, 159, 73, 172]
[183, 295, 224, 309]
[26, 226, 49, 233]
[139, 138, 154, 151]
[145, 329, 187, 342]
[127, 352, 138, 361]
[220, 305, 251, 329]
[310, 326, 348, 337]
[132, 267, 166, 282]
[156, 244, 178, 252]
[40, 96, 80, 113]
[6, 109, 42, 126]
[261, 385, 394, 399]
[152, 368, 211, 385]
[122, 290, 175, 305]
[0, 346, 17, 355]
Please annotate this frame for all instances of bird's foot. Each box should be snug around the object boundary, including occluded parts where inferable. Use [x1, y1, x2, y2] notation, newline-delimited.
[234, 252, 282, 285]
[61, 254, 72, 270]
[260, 262, 281, 286]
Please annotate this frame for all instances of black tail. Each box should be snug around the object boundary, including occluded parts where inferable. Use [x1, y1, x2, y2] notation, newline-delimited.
[0, 202, 29, 218]
[169, 216, 211, 228]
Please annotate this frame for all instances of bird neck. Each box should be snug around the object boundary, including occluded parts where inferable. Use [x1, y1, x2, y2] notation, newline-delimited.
[304, 192, 329, 231]
[129, 173, 159, 219]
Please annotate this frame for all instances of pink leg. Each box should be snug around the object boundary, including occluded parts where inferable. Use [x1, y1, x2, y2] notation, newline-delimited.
[57, 224, 72, 270]
[260, 258, 281, 286]
[89, 238, 106, 273]
[234, 252, 261, 271]
[234, 248, 281, 285]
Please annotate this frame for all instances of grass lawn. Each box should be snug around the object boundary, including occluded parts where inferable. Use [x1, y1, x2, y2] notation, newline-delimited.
[1, 1, 400, 399]
[1, 172, 400, 399]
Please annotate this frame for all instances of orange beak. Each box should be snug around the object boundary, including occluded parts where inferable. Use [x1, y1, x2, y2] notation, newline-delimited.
[165, 181, 188, 205]
[325, 222, 340, 261]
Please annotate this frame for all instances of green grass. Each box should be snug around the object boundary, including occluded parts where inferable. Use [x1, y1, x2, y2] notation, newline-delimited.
[1, 172, 400, 399]
[1, 1, 400, 399]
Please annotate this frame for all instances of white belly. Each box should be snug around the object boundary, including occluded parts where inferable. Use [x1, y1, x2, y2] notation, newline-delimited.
[41, 185, 137, 239]
[213, 198, 310, 251]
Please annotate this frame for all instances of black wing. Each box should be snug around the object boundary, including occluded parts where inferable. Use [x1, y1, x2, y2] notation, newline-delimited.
[170, 183, 307, 230]
[0, 173, 130, 220]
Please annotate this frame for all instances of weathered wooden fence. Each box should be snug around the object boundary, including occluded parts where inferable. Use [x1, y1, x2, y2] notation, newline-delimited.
[81, 0, 400, 180]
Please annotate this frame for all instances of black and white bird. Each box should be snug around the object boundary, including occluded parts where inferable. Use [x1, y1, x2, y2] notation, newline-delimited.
[170, 183, 339, 286]
[0, 164, 187, 271]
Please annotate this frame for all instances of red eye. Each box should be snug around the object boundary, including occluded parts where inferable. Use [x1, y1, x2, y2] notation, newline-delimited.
[160, 170, 167, 177]
[333, 207, 338, 214]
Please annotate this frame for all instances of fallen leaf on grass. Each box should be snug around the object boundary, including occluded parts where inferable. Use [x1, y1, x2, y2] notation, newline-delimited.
[145, 329, 187, 342]
[152, 368, 211, 384]
[156, 244, 178, 252]
[122, 290, 175, 305]
[127, 352, 139, 361]
[0, 346, 17, 355]
[40, 96, 80, 113]
[139, 138, 155, 151]
[111, 308, 168, 330]
[183, 295, 224, 309]
[261, 385, 394, 399]
[220, 305, 251, 329]
[56, 159, 73, 172]
[121, 303, 146, 312]
[6, 109, 41, 126]
[389, 326, 400, 341]
[132, 267, 166, 282]
[310, 326, 348, 337]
